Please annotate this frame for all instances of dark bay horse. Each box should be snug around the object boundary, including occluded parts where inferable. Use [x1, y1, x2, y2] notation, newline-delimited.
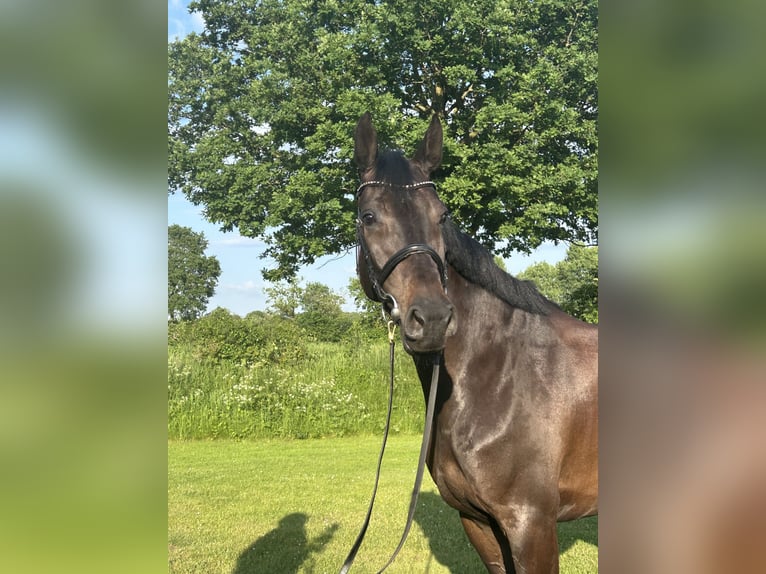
[353, 113, 598, 573]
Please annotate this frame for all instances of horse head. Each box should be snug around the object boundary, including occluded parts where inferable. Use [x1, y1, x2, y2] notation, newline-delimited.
[353, 113, 456, 354]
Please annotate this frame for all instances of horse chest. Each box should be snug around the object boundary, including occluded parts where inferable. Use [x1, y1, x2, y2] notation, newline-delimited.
[430, 432, 489, 518]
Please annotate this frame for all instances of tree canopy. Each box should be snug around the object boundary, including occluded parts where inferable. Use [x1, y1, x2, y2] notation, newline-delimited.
[169, 0, 597, 280]
[168, 224, 222, 321]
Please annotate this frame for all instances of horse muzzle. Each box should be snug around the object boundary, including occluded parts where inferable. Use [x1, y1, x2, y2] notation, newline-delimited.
[401, 297, 456, 354]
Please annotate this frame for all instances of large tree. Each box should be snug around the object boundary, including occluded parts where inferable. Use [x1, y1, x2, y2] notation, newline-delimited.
[169, 0, 597, 280]
[168, 224, 222, 321]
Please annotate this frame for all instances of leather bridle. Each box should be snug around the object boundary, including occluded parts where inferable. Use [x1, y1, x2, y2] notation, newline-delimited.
[355, 180, 448, 323]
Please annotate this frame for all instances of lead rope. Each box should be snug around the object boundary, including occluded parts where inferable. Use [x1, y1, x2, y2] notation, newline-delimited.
[375, 352, 440, 573]
[339, 321, 442, 574]
[338, 321, 397, 574]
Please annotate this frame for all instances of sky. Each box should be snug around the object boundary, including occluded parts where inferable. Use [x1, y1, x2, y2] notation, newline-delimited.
[167, 0, 567, 316]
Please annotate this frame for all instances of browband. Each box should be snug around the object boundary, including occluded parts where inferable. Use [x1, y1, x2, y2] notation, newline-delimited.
[356, 180, 436, 197]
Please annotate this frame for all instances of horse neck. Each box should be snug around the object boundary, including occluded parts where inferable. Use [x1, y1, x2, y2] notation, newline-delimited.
[412, 265, 555, 388]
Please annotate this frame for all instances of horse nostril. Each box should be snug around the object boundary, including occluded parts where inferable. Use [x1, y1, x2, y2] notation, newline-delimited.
[403, 300, 455, 351]
[405, 306, 425, 340]
[445, 305, 457, 336]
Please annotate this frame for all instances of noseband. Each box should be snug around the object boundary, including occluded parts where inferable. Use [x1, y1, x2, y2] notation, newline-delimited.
[356, 180, 448, 322]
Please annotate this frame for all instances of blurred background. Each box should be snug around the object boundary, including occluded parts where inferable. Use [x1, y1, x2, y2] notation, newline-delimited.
[600, 0, 766, 571]
[0, 1, 166, 573]
[0, 0, 764, 572]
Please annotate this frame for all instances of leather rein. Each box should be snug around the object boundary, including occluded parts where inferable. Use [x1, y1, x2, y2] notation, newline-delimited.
[340, 180, 446, 573]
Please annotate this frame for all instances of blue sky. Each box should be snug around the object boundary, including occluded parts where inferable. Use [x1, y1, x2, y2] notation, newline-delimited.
[167, 0, 567, 316]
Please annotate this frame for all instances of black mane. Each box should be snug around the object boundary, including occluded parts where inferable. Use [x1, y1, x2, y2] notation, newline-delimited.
[441, 218, 556, 315]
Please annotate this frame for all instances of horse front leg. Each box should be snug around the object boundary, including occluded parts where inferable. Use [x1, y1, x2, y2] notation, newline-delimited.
[460, 513, 515, 573]
[499, 507, 559, 574]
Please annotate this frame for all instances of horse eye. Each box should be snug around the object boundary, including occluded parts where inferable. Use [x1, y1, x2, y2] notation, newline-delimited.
[439, 211, 450, 224]
[361, 212, 376, 226]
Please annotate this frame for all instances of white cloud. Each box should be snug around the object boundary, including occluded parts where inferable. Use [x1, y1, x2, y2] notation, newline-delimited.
[168, 17, 186, 41]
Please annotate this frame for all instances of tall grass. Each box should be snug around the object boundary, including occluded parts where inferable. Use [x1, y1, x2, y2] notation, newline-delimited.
[168, 339, 427, 439]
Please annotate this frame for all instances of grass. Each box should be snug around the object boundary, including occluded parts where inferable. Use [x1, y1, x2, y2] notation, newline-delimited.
[169, 437, 598, 573]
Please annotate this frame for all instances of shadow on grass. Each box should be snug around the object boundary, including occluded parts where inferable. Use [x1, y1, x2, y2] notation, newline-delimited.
[558, 513, 599, 553]
[414, 492, 485, 572]
[415, 492, 598, 573]
[232, 513, 338, 574]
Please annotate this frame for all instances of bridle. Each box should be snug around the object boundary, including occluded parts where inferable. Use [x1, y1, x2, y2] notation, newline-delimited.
[340, 180, 447, 573]
[355, 180, 448, 323]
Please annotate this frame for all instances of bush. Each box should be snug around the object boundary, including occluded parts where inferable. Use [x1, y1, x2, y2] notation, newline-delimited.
[244, 312, 313, 364]
[167, 307, 428, 439]
[169, 307, 310, 366]
[296, 310, 354, 342]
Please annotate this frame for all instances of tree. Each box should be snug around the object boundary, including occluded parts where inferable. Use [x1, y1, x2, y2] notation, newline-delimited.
[517, 245, 598, 323]
[168, 0, 597, 280]
[556, 244, 598, 323]
[168, 224, 221, 321]
[299, 281, 345, 316]
[264, 279, 303, 318]
[517, 261, 564, 304]
[295, 281, 352, 342]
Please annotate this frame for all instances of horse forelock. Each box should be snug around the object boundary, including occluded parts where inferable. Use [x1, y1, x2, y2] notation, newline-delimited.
[373, 151, 417, 186]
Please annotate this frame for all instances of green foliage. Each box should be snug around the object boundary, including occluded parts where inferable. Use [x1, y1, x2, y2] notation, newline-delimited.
[518, 261, 565, 305]
[169, 0, 598, 280]
[518, 245, 598, 323]
[265, 278, 370, 342]
[167, 303, 402, 439]
[347, 276, 385, 330]
[264, 279, 303, 318]
[168, 224, 221, 321]
[295, 282, 353, 342]
[556, 244, 599, 324]
[169, 307, 310, 365]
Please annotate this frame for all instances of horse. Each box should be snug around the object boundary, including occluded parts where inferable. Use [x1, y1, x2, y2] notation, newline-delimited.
[352, 112, 598, 573]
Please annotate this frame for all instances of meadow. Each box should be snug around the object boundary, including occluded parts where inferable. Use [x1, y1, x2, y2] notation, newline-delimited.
[168, 438, 598, 574]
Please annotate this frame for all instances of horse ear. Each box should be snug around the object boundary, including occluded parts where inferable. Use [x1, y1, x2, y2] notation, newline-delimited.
[354, 112, 378, 174]
[413, 114, 443, 175]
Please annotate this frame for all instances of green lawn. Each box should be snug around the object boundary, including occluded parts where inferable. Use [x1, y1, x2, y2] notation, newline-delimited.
[169, 437, 597, 573]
